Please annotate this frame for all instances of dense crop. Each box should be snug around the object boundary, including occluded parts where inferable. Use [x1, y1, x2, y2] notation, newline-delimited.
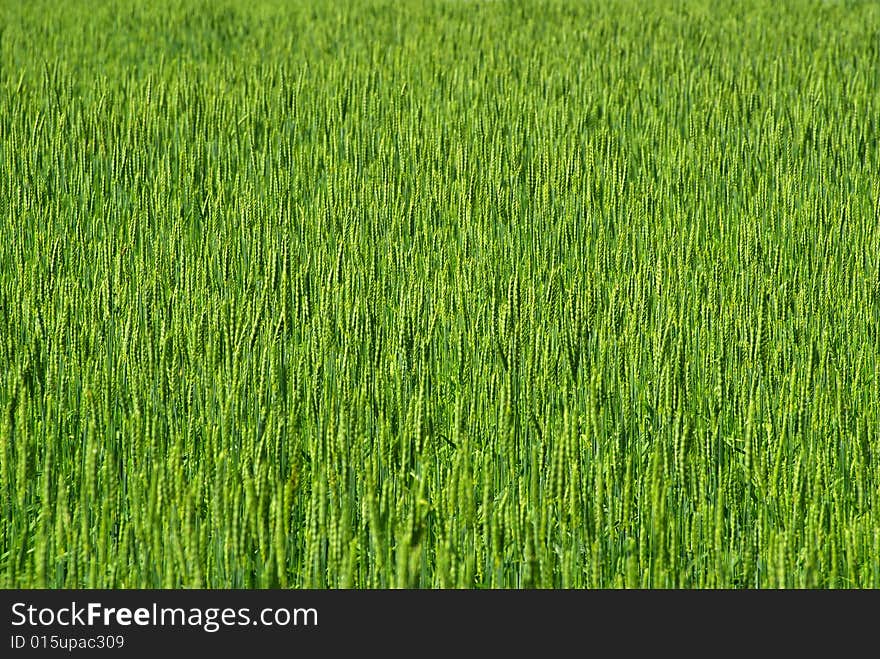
[1, 0, 879, 588]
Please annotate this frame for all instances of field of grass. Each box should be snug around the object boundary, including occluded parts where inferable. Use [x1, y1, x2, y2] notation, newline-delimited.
[1, 0, 879, 588]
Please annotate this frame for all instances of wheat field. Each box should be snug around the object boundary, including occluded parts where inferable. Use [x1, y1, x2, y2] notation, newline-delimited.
[1, 0, 879, 588]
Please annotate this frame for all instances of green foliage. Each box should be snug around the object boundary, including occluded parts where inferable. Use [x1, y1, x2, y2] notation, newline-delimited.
[1, 0, 879, 588]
